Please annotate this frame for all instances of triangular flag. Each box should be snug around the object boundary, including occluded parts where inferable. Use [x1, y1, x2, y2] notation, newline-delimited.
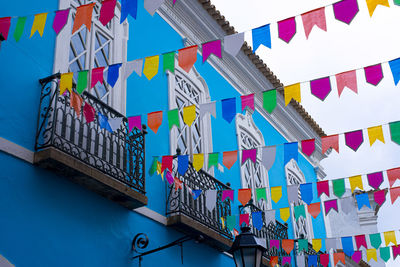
[76, 70, 88, 94]
[294, 205, 306, 220]
[144, 0, 165, 16]
[242, 149, 257, 164]
[161, 155, 173, 173]
[167, 109, 180, 129]
[193, 153, 204, 171]
[364, 64, 384, 86]
[108, 117, 123, 132]
[352, 251, 362, 264]
[271, 186, 282, 203]
[321, 134, 339, 154]
[30, 13, 47, 38]
[387, 167, 400, 187]
[317, 180, 330, 197]
[121, 0, 137, 22]
[239, 213, 250, 226]
[261, 146, 276, 170]
[99, 0, 116, 26]
[263, 89, 276, 113]
[205, 190, 217, 211]
[98, 112, 112, 132]
[0, 17, 11, 40]
[252, 24, 271, 51]
[336, 70, 358, 96]
[124, 59, 143, 78]
[308, 202, 321, 219]
[53, 9, 69, 35]
[324, 199, 338, 215]
[355, 193, 371, 209]
[393, 245, 400, 259]
[83, 102, 95, 123]
[59, 72, 73, 95]
[390, 186, 400, 204]
[183, 105, 196, 126]
[284, 142, 298, 165]
[174, 177, 183, 191]
[256, 188, 267, 202]
[208, 153, 219, 170]
[312, 239, 322, 252]
[333, 252, 346, 265]
[70, 91, 83, 116]
[298, 239, 308, 252]
[333, 0, 359, 24]
[355, 235, 367, 250]
[202, 40, 222, 62]
[368, 125, 385, 146]
[301, 7, 327, 39]
[128, 116, 141, 132]
[178, 45, 197, 73]
[222, 190, 234, 202]
[367, 171, 383, 189]
[199, 102, 216, 120]
[300, 183, 313, 205]
[282, 239, 294, 254]
[390, 121, 400, 145]
[349, 175, 363, 192]
[345, 130, 364, 151]
[301, 139, 315, 157]
[143, 55, 159, 80]
[284, 83, 301, 106]
[310, 77, 331, 101]
[384, 231, 397, 246]
[370, 233, 382, 249]
[287, 184, 299, 203]
[380, 247, 391, 262]
[367, 248, 377, 262]
[320, 254, 330, 267]
[192, 190, 202, 200]
[332, 178, 345, 198]
[238, 188, 251, 206]
[223, 151, 237, 169]
[241, 94, 254, 112]
[163, 51, 175, 73]
[278, 17, 296, 43]
[223, 32, 244, 57]
[341, 197, 355, 214]
[149, 157, 159, 176]
[91, 67, 104, 88]
[147, 111, 163, 134]
[366, 0, 390, 17]
[72, 3, 95, 34]
[389, 58, 400, 85]
[14, 17, 27, 42]
[341, 236, 354, 256]
[221, 98, 236, 123]
[264, 210, 275, 226]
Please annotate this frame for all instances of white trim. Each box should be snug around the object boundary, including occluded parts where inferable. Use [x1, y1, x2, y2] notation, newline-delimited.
[0, 137, 34, 163]
[134, 207, 167, 225]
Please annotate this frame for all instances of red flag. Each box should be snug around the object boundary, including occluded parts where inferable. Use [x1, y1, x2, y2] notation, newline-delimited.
[239, 213, 249, 226]
[223, 151, 237, 169]
[282, 239, 294, 254]
[161, 155, 173, 173]
[0, 17, 12, 40]
[83, 102, 96, 123]
[91, 67, 105, 88]
[333, 252, 345, 265]
[320, 254, 330, 267]
[99, 0, 116, 26]
[317, 181, 330, 197]
[70, 91, 83, 116]
[147, 111, 163, 134]
[355, 235, 367, 249]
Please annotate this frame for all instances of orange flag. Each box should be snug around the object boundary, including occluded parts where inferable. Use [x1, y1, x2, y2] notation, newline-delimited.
[147, 111, 163, 134]
[70, 91, 83, 116]
[223, 150, 237, 169]
[321, 134, 339, 154]
[333, 252, 345, 265]
[308, 202, 321, 219]
[282, 239, 294, 254]
[178, 45, 197, 73]
[269, 256, 278, 267]
[72, 3, 95, 34]
[238, 188, 251, 206]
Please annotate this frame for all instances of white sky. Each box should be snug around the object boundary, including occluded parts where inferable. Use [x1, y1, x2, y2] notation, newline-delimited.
[212, 0, 400, 265]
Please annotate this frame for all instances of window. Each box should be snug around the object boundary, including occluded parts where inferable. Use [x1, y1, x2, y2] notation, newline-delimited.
[54, 0, 128, 114]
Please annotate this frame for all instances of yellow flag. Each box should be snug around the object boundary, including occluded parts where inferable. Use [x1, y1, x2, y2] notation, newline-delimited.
[312, 239, 322, 252]
[284, 83, 301, 106]
[271, 186, 282, 203]
[349, 175, 363, 192]
[368, 126, 385, 146]
[183, 105, 196, 126]
[30, 13, 48, 38]
[221, 217, 225, 229]
[366, 0, 390, 17]
[367, 249, 377, 262]
[60, 72, 73, 95]
[156, 161, 164, 180]
[193, 153, 204, 171]
[143, 55, 159, 80]
[384, 231, 397, 246]
[280, 207, 290, 222]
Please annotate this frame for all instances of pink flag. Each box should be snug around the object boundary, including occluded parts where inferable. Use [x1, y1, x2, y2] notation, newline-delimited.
[161, 155, 173, 173]
[345, 130, 364, 151]
[242, 149, 257, 164]
[239, 213, 250, 226]
[222, 190, 234, 202]
[367, 172, 383, 189]
[390, 187, 400, 204]
[282, 257, 291, 266]
[91, 67, 105, 88]
[99, 0, 116, 26]
[374, 190, 386, 205]
[333, 0, 359, 24]
[278, 17, 296, 43]
[270, 239, 279, 249]
[241, 94, 255, 111]
[352, 251, 362, 263]
[336, 70, 357, 96]
[0, 17, 11, 40]
[317, 181, 330, 197]
[393, 245, 400, 259]
[324, 199, 338, 215]
[321, 134, 339, 154]
[355, 235, 367, 249]
[128, 116, 142, 132]
[310, 77, 331, 101]
[53, 9, 70, 35]
[301, 7, 327, 39]
[320, 254, 330, 267]
[387, 167, 400, 187]
[202, 40, 221, 62]
[301, 139, 315, 156]
[83, 102, 96, 123]
[364, 64, 384, 86]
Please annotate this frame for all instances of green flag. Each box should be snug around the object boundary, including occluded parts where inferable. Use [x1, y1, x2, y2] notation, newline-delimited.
[256, 188, 266, 201]
[294, 205, 306, 221]
[380, 247, 390, 262]
[370, 233, 382, 249]
[263, 89, 277, 114]
[76, 70, 88, 94]
[14, 16, 27, 42]
[208, 153, 219, 169]
[167, 109, 180, 130]
[163, 51, 175, 73]
[394, 0, 400, 6]
[333, 179, 345, 198]
[390, 121, 400, 145]
[226, 215, 236, 231]
[149, 157, 159, 176]
[298, 239, 308, 252]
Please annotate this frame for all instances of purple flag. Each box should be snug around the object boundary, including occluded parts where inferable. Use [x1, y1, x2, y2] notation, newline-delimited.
[222, 190, 234, 202]
[364, 64, 384, 86]
[310, 77, 331, 101]
[53, 9, 70, 34]
[352, 251, 362, 263]
[324, 199, 338, 215]
[345, 130, 364, 151]
[202, 40, 222, 62]
[278, 17, 296, 43]
[242, 149, 257, 164]
[241, 94, 255, 112]
[270, 239, 279, 249]
[282, 257, 291, 266]
[128, 116, 142, 132]
[367, 172, 384, 189]
[165, 171, 174, 185]
[333, 0, 359, 24]
[374, 190, 386, 205]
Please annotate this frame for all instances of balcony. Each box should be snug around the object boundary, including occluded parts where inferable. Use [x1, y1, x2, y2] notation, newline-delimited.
[34, 74, 147, 209]
[166, 156, 233, 251]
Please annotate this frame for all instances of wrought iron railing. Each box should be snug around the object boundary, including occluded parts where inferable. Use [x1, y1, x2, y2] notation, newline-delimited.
[35, 74, 146, 194]
[294, 242, 325, 267]
[166, 154, 233, 240]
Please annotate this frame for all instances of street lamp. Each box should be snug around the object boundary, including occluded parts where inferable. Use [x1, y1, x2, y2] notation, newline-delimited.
[228, 226, 267, 267]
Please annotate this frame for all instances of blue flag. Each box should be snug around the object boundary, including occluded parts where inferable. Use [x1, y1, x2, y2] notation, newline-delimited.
[300, 183, 313, 205]
[284, 142, 298, 165]
[389, 58, 400, 85]
[221, 98, 236, 123]
[252, 24, 271, 52]
[107, 63, 122, 87]
[98, 112, 113, 133]
[121, 0, 137, 23]
[178, 155, 189, 175]
[252, 211, 263, 231]
[192, 190, 202, 200]
[341, 236, 354, 256]
[355, 193, 371, 210]
[308, 255, 318, 267]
